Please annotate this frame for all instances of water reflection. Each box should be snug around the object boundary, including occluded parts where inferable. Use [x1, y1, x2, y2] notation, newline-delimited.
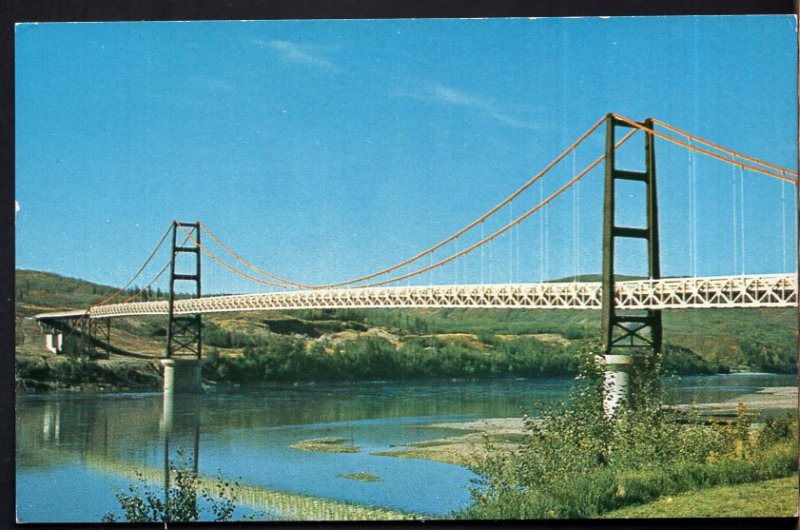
[16, 374, 796, 522]
[160, 391, 200, 513]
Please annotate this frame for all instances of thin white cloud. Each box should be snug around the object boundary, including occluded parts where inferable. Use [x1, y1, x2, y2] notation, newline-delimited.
[254, 38, 338, 70]
[409, 82, 537, 129]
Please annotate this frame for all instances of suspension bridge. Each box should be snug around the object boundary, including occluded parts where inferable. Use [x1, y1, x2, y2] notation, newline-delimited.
[33, 113, 798, 405]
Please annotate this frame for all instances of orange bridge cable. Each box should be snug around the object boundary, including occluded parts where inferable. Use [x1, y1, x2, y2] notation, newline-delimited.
[199, 222, 316, 289]
[611, 113, 798, 184]
[651, 117, 799, 178]
[239, 114, 607, 290]
[357, 129, 638, 289]
[91, 222, 174, 307]
[196, 115, 607, 291]
[117, 232, 194, 303]
[176, 223, 295, 289]
[119, 258, 172, 304]
[100, 231, 190, 306]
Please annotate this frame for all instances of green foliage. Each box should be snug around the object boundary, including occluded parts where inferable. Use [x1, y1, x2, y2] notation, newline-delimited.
[739, 335, 797, 373]
[60, 333, 97, 359]
[102, 448, 240, 523]
[15, 357, 160, 390]
[463, 343, 799, 519]
[661, 344, 719, 375]
[202, 334, 580, 383]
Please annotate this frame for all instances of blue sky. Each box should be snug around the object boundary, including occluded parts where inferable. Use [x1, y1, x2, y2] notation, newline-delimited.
[15, 16, 798, 294]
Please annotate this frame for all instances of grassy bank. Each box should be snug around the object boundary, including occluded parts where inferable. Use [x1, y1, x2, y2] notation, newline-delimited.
[461, 345, 799, 519]
[603, 474, 798, 518]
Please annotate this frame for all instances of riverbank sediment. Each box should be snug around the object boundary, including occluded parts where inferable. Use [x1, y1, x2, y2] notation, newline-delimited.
[376, 386, 799, 466]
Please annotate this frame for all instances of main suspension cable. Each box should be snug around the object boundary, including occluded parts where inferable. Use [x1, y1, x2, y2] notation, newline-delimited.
[303, 115, 608, 289]
[356, 129, 638, 288]
[652, 117, 799, 179]
[177, 224, 298, 289]
[200, 223, 316, 290]
[612, 114, 797, 184]
[118, 232, 192, 304]
[120, 259, 172, 304]
[93, 222, 173, 306]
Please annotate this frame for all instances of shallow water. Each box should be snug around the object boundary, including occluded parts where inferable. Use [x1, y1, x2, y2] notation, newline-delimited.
[15, 373, 796, 522]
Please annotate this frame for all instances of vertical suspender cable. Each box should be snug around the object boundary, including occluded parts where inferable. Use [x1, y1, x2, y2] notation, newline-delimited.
[781, 175, 787, 272]
[464, 239, 468, 284]
[572, 150, 579, 281]
[453, 240, 458, 285]
[489, 238, 494, 284]
[509, 203, 514, 283]
[539, 181, 545, 282]
[732, 160, 739, 275]
[688, 139, 697, 276]
[480, 222, 485, 284]
[544, 194, 549, 282]
[515, 215, 520, 283]
[738, 159, 746, 275]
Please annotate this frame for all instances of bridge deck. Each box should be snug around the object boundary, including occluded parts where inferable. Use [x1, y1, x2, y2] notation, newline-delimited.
[34, 274, 797, 321]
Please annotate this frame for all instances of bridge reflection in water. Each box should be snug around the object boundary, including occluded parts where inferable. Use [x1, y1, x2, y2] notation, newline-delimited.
[157, 393, 418, 520]
[22, 391, 418, 521]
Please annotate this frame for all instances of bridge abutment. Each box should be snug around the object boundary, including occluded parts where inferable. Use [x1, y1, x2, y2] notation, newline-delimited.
[44, 332, 63, 354]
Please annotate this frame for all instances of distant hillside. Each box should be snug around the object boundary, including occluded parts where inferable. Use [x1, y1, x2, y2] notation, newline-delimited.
[15, 269, 123, 317]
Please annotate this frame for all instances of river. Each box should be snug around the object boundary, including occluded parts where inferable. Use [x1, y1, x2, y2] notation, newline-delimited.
[15, 373, 796, 522]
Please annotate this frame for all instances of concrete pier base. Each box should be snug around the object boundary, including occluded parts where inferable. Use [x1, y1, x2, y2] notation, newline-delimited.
[602, 354, 632, 418]
[160, 358, 204, 395]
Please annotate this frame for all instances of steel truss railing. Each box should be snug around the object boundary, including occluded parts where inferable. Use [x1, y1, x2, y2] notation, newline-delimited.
[35, 274, 797, 322]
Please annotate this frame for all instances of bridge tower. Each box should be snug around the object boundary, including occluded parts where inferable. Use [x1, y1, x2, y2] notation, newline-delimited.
[163, 221, 203, 393]
[601, 114, 662, 415]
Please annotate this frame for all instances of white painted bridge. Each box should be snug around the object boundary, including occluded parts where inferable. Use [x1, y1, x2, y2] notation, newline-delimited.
[35, 273, 797, 322]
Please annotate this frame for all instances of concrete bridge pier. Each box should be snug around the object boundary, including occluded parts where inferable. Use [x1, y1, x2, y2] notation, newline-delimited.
[602, 354, 632, 417]
[601, 354, 652, 418]
[160, 358, 204, 395]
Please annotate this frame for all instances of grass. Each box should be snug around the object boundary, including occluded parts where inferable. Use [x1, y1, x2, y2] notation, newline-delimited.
[289, 437, 360, 454]
[604, 474, 799, 518]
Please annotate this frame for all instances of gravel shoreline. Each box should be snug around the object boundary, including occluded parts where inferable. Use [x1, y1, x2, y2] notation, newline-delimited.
[377, 386, 798, 466]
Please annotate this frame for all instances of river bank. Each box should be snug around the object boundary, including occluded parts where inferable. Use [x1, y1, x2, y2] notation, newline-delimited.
[376, 385, 799, 466]
[17, 350, 798, 395]
[15, 355, 162, 392]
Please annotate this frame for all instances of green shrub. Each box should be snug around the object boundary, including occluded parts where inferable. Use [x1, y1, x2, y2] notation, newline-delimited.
[463, 342, 799, 519]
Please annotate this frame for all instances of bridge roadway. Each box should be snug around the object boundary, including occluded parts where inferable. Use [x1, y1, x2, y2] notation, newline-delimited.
[35, 274, 797, 321]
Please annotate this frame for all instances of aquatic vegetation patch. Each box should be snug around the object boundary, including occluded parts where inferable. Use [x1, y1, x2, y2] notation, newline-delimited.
[290, 437, 359, 453]
[337, 472, 382, 483]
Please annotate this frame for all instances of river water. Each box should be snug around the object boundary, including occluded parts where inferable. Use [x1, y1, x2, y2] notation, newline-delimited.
[15, 373, 796, 522]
